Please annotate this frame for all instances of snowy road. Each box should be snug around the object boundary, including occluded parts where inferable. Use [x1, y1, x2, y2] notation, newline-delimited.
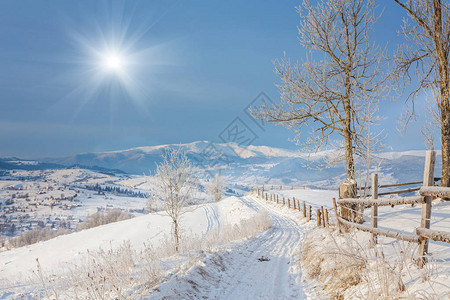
[151, 195, 308, 299]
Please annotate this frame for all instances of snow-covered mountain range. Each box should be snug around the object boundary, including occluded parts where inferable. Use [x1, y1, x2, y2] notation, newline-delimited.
[21, 141, 440, 188]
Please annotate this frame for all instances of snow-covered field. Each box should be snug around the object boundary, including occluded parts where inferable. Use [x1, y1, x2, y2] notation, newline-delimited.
[1, 186, 447, 298]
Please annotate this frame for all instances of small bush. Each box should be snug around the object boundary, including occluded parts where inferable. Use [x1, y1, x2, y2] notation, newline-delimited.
[8, 227, 69, 249]
[77, 209, 134, 231]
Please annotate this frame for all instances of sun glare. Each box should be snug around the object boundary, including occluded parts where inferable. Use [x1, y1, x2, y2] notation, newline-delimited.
[63, 3, 177, 119]
[103, 52, 124, 72]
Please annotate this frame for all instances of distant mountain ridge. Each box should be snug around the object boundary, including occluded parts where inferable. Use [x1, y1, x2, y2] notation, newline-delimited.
[0, 142, 441, 187]
[0, 157, 125, 175]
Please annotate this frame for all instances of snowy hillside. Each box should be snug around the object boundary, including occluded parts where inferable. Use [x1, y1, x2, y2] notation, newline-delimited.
[0, 196, 275, 298]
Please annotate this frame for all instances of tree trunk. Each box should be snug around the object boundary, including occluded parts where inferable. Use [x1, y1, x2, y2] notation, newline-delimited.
[342, 67, 359, 223]
[173, 219, 179, 252]
[343, 65, 355, 181]
[441, 111, 450, 187]
[344, 96, 355, 181]
[433, 0, 450, 187]
[344, 125, 355, 181]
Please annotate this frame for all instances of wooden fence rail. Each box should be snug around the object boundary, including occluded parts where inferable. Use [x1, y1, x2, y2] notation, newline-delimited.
[357, 178, 441, 198]
[364, 178, 441, 190]
[419, 186, 450, 198]
[416, 228, 450, 243]
[338, 195, 424, 206]
[336, 216, 420, 243]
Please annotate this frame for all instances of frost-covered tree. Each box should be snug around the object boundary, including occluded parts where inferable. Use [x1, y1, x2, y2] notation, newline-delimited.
[394, 0, 450, 187]
[149, 147, 196, 252]
[207, 174, 226, 202]
[252, 0, 387, 181]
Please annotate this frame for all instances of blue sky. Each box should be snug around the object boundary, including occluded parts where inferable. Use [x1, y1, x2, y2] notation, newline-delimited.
[0, 0, 431, 158]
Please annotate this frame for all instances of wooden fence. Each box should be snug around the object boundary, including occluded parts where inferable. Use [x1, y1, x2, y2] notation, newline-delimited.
[252, 150, 450, 267]
[254, 184, 334, 192]
[253, 188, 332, 228]
[336, 150, 450, 267]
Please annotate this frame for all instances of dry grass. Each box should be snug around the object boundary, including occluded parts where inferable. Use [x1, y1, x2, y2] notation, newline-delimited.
[7, 227, 70, 249]
[301, 228, 415, 299]
[77, 208, 133, 231]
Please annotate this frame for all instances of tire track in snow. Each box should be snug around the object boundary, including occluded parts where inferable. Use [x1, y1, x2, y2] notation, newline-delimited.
[203, 206, 213, 235]
[203, 204, 220, 236]
[214, 197, 305, 299]
[210, 204, 221, 233]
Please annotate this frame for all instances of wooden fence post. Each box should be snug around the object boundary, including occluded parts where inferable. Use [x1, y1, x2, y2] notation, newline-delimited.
[303, 201, 307, 218]
[324, 209, 329, 227]
[283, 197, 285, 205]
[333, 198, 341, 233]
[293, 197, 296, 209]
[317, 209, 322, 226]
[288, 198, 291, 208]
[307, 205, 311, 221]
[418, 150, 436, 268]
[321, 206, 325, 228]
[277, 195, 279, 204]
[370, 173, 378, 247]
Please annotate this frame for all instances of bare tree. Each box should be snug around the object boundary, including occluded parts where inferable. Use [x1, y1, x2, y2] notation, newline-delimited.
[357, 100, 386, 198]
[252, 0, 387, 181]
[421, 94, 438, 150]
[149, 147, 196, 251]
[207, 173, 226, 202]
[393, 0, 450, 186]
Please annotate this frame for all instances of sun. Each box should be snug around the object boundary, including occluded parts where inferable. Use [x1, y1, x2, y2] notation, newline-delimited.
[102, 52, 125, 72]
[62, 2, 178, 120]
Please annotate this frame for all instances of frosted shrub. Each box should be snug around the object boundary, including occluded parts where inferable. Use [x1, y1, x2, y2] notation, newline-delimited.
[77, 209, 133, 231]
[206, 174, 226, 202]
[7, 227, 69, 249]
